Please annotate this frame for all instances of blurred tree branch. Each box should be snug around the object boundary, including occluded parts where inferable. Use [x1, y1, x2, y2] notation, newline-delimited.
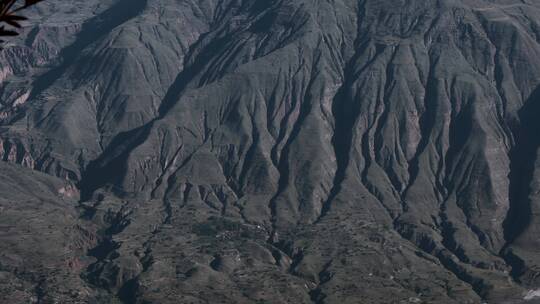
[0, 0, 45, 44]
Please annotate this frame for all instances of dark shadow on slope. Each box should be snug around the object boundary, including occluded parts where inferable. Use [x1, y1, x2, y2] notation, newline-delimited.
[87, 238, 120, 261]
[316, 39, 385, 222]
[117, 278, 139, 304]
[79, 124, 152, 201]
[156, 34, 232, 118]
[29, 0, 148, 100]
[315, 60, 360, 221]
[503, 249, 527, 281]
[313, 0, 370, 221]
[503, 86, 540, 245]
[501, 87, 540, 277]
[79, 33, 233, 201]
[402, 58, 439, 204]
[267, 71, 315, 234]
[308, 261, 333, 304]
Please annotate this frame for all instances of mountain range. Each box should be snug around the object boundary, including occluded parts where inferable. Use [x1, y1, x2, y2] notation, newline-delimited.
[1, 0, 540, 303]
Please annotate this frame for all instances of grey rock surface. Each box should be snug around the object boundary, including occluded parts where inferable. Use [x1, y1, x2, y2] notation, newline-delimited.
[1, 0, 540, 303]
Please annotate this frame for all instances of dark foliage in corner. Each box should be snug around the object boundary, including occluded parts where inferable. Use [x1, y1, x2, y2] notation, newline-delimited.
[0, 0, 44, 44]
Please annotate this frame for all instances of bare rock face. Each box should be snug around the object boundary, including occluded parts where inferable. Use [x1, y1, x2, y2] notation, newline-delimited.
[2, 0, 540, 303]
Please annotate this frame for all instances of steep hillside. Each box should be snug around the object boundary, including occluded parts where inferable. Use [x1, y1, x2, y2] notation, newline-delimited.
[2, 0, 540, 303]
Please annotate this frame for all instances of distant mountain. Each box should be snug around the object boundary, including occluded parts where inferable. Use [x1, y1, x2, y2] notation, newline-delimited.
[1, 0, 540, 303]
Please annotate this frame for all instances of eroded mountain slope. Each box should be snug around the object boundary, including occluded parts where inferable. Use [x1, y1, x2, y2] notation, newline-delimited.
[2, 0, 540, 303]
